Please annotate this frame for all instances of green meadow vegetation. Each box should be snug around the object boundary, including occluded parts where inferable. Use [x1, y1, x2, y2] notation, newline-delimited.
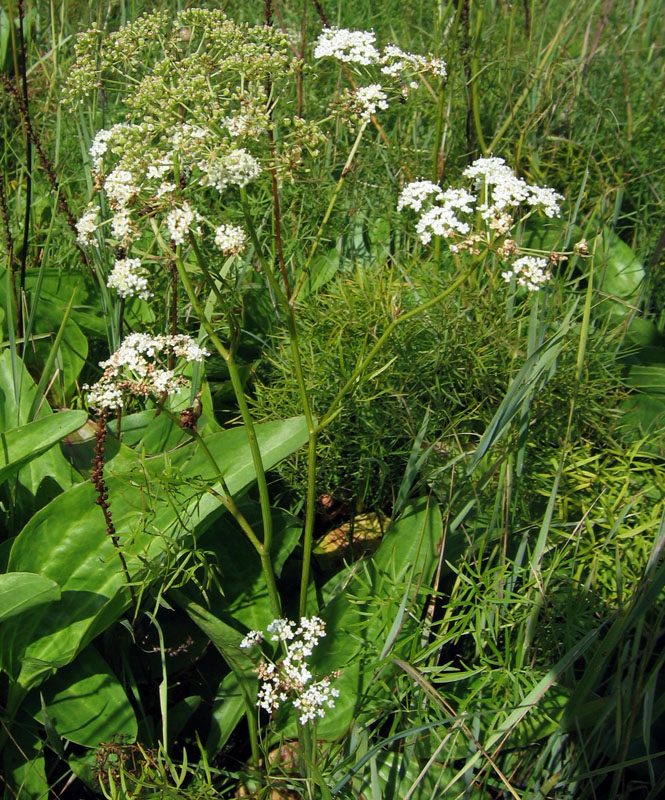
[1, 0, 665, 797]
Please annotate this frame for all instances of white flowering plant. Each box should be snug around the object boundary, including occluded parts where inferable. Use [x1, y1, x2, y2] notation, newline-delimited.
[397, 156, 569, 291]
[314, 26, 447, 126]
[2, 3, 640, 799]
[240, 617, 340, 726]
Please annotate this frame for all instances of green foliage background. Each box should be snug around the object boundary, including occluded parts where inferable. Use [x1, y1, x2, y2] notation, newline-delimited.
[0, 1, 664, 799]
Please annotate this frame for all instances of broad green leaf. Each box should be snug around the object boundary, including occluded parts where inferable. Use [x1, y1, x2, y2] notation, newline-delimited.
[521, 216, 579, 254]
[594, 230, 645, 318]
[0, 410, 87, 484]
[105, 380, 221, 456]
[3, 417, 308, 694]
[24, 301, 88, 408]
[0, 572, 61, 624]
[621, 347, 665, 395]
[298, 247, 341, 300]
[0, 267, 153, 339]
[2, 479, 135, 691]
[0, 9, 15, 76]
[196, 500, 301, 629]
[167, 695, 201, 749]
[0, 351, 81, 533]
[37, 646, 137, 747]
[170, 588, 256, 754]
[617, 394, 665, 455]
[206, 669, 250, 758]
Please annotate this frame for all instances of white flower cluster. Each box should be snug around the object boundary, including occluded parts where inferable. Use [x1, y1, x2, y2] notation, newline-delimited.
[166, 203, 197, 246]
[171, 123, 207, 149]
[397, 158, 563, 290]
[462, 157, 563, 220]
[198, 148, 262, 194]
[240, 616, 340, 726]
[502, 255, 551, 291]
[76, 208, 98, 246]
[85, 333, 209, 410]
[89, 124, 127, 172]
[106, 257, 152, 300]
[353, 84, 389, 121]
[380, 44, 447, 79]
[85, 117, 263, 254]
[102, 166, 139, 244]
[104, 167, 138, 207]
[224, 114, 251, 138]
[214, 223, 247, 256]
[314, 28, 447, 79]
[415, 187, 475, 244]
[314, 27, 380, 65]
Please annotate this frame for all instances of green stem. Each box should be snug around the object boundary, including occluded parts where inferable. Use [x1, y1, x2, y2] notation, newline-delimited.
[283, 310, 318, 617]
[318, 266, 474, 433]
[291, 122, 368, 303]
[240, 190, 318, 615]
[153, 399, 281, 616]
[470, 3, 488, 156]
[171, 248, 276, 580]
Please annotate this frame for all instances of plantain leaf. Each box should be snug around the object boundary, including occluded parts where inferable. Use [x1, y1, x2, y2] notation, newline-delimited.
[594, 230, 645, 318]
[2, 416, 308, 697]
[0, 572, 61, 624]
[0, 351, 82, 533]
[1, 720, 49, 800]
[0, 410, 87, 484]
[37, 645, 137, 747]
[170, 588, 256, 756]
[309, 498, 443, 739]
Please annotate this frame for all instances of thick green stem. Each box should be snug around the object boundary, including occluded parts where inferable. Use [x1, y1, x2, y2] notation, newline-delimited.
[283, 311, 318, 617]
[171, 250, 276, 584]
[153, 399, 281, 617]
[241, 190, 319, 615]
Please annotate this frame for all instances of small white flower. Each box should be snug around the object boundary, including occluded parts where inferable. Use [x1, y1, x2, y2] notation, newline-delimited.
[89, 124, 127, 172]
[199, 148, 261, 193]
[502, 255, 551, 291]
[416, 208, 468, 244]
[354, 84, 389, 121]
[527, 184, 564, 218]
[397, 180, 444, 212]
[214, 223, 247, 256]
[147, 163, 172, 180]
[76, 208, 98, 246]
[110, 208, 133, 241]
[240, 630, 264, 649]
[86, 334, 209, 410]
[267, 618, 296, 642]
[257, 681, 281, 713]
[293, 678, 339, 725]
[314, 27, 380, 65]
[247, 617, 340, 726]
[107, 257, 152, 300]
[104, 167, 138, 207]
[156, 181, 177, 198]
[380, 44, 447, 79]
[166, 203, 195, 245]
[224, 114, 251, 138]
